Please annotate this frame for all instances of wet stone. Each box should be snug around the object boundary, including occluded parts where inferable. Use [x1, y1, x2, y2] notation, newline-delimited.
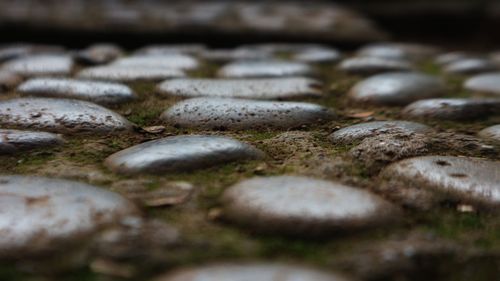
[161, 97, 335, 130]
[293, 48, 342, 63]
[479, 125, 500, 142]
[338, 57, 413, 75]
[0, 97, 133, 134]
[348, 72, 445, 106]
[154, 263, 352, 281]
[402, 98, 500, 120]
[464, 73, 500, 96]
[217, 60, 313, 78]
[0, 71, 22, 91]
[111, 54, 199, 70]
[2, 55, 73, 77]
[104, 135, 264, 175]
[443, 58, 498, 74]
[382, 156, 500, 208]
[77, 66, 185, 82]
[0, 175, 138, 258]
[157, 77, 322, 100]
[74, 43, 124, 65]
[0, 129, 64, 154]
[222, 176, 399, 235]
[357, 42, 439, 61]
[18, 78, 136, 105]
[329, 121, 432, 145]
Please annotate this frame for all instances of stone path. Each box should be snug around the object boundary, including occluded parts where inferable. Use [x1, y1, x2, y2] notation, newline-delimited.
[0, 40, 498, 281]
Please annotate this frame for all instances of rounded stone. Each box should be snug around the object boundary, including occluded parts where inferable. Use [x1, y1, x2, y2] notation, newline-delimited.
[18, 78, 136, 105]
[293, 48, 342, 63]
[104, 135, 264, 175]
[0, 44, 64, 63]
[161, 97, 335, 130]
[222, 176, 399, 235]
[0, 129, 64, 154]
[0, 71, 22, 91]
[464, 73, 500, 96]
[0, 98, 134, 134]
[154, 263, 351, 281]
[77, 66, 185, 82]
[74, 43, 124, 65]
[443, 58, 498, 74]
[402, 98, 500, 120]
[0, 175, 138, 258]
[111, 54, 199, 70]
[478, 125, 500, 142]
[338, 57, 413, 75]
[435, 51, 472, 66]
[357, 43, 439, 61]
[135, 44, 207, 56]
[217, 60, 313, 78]
[201, 49, 271, 62]
[157, 77, 322, 100]
[382, 156, 500, 207]
[329, 121, 432, 145]
[348, 72, 445, 106]
[2, 55, 73, 77]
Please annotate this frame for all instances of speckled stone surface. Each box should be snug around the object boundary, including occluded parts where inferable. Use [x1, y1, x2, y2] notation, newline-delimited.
[74, 43, 124, 65]
[2, 55, 73, 77]
[329, 121, 432, 144]
[111, 54, 199, 70]
[154, 263, 352, 281]
[18, 78, 136, 105]
[217, 60, 313, 78]
[77, 66, 185, 82]
[0, 129, 64, 154]
[0, 98, 134, 134]
[157, 77, 322, 100]
[348, 72, 445, 106]
[357, 43, 439, 61]
[402, 98, 500, 120]
[222, 176, 399, 235]
[0, 175, 138, 258]
[161, 97, 335, 130]
[478, 125, 500, 142]
[382, 156, 500, 207]
[104, 135, 264, 175]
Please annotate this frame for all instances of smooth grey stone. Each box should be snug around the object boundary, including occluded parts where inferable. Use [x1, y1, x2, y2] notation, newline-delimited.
[0, 129, 63, 154]
[338, 57, 413, 75]
[464, 73, 500, 95]
[18, 78, 136, 105]
[112, 54, 199, 70]
[0, 71, 22, 91]
[217, 60, 313, 78]
[2, 55, 73, 77]
[157, 77, 322, 100]
[74, 43, 124, 65]
[357, 43, 439, 60]
[329, 121, 432, 145]
[402, 98, 500, 120]
[435, 52, 472, 66]
[155, 263, 351, 281]
[0, 175, 138, 258]
[444, 58, 498, 74]
[77, 66, 185, 82]
[0, 98, 133, 134]
[237, 43, 332, 54]
[348, 72, 445, 106]
[161, 97, 335, 130]
[382, 156, 500, 207]
[135, 44, 207, 56]
[293, 48, 341, 63]
[478, 125, 500, 142]
[222, 176, 399, 235]
[201, 49, 270, 63]
[104, 135, 264, 175]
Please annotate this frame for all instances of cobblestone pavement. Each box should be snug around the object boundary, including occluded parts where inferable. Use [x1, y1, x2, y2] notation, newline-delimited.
[0, 13, 500, 281]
